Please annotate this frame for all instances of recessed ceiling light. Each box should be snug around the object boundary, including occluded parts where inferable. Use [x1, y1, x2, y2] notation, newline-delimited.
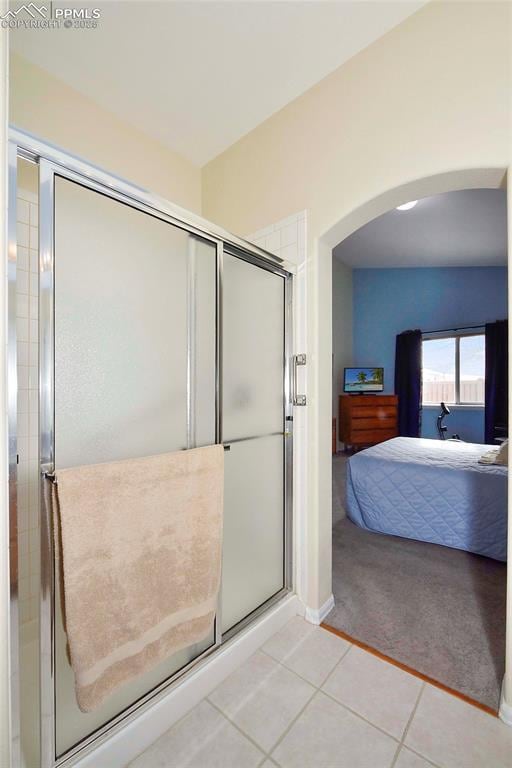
[396, 200, 418, 211]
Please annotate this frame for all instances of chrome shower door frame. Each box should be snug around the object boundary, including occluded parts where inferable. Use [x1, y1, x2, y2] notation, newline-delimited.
[38, 158, 227, 768]
[219, 245, 294, 643]
[9, 128, 294, 768]
[7, 140, 20, 768]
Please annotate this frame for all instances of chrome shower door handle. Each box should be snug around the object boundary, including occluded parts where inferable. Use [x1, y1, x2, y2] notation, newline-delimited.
[292, 353, 307, 406]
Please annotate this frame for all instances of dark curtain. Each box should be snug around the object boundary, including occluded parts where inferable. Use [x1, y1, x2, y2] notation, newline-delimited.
[395, 329, 422, 437]
[485, 320, 508, 444]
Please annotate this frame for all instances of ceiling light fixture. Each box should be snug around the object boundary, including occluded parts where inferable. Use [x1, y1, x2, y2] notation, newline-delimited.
[396, 200, 418, 211]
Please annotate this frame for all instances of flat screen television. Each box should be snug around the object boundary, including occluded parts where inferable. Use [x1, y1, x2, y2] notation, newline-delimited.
[344, 367, 384, 393]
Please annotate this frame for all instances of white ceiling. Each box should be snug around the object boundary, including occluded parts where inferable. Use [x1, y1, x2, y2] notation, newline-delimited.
[11, 1, 425, 166]
[333, 189, 508, 268]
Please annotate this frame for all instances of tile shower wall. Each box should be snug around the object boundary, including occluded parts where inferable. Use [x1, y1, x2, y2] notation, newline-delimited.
[247, 211, 306, 266]
[17, 187, 39, 627]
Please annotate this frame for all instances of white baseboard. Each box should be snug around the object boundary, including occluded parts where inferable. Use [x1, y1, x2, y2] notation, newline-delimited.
[304, 594, 335, 625]
[499, 681, 512, 727]
[75, 594, 301, 768]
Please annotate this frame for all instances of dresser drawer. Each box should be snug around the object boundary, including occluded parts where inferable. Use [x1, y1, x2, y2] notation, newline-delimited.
[350, 416, 397, 430]
[351, 405, 397, 419]
[351, 428, 397, 445]
[344, 395, 397, 406]
[339, 394, 398, 448]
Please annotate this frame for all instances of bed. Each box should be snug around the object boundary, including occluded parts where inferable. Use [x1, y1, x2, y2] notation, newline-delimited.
[346, 437, 508, 561]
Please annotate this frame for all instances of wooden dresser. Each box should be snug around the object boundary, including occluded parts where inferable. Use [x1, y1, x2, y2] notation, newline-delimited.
[339, 394, 398, 451]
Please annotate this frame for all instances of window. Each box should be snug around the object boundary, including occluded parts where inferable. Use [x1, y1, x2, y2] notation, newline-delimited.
[422, 333, 485, 405]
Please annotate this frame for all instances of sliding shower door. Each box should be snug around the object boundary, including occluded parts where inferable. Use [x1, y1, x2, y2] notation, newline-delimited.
[27, 149, 293, 767]
[221, 253, 289, 632]
[49, 176, 218, 757]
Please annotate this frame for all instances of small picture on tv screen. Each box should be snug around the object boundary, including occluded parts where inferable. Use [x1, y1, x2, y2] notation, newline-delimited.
[344, 367, 384, 393]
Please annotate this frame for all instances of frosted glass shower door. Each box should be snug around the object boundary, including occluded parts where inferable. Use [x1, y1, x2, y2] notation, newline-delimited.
[221, 253, 287, 632]
[51, 177, 217, 756]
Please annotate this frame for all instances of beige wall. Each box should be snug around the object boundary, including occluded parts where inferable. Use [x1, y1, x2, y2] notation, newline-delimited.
[203, 2, 509, 237]
[332, 257, 352, 451]
[202, 1, 511, 621]
[9, 53, 201, 212]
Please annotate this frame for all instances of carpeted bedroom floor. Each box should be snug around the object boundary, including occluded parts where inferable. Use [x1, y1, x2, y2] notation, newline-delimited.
[326, 454, 507, 712]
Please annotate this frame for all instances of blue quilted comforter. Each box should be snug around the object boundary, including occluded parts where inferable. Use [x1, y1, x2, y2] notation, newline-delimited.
[346, 437, 507, 561]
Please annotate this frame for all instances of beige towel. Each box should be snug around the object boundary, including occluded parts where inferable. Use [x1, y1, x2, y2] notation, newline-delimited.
[53, 445, 224, 712]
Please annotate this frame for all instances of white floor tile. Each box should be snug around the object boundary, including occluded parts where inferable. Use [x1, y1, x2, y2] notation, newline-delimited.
[322, 646, 422, 739]
[128, 700, 263, 768]
[126, 621, 510, 768]
[262, 616, 315, 661]
[263, 618, 350, 686]
[405, 684, 512, 768]
[394, 747, 439, 768]
[209, 651, 314, 752]
[271, 691, 398, 768]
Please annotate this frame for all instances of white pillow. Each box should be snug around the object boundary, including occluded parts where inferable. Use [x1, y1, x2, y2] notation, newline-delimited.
[479, 441, 509, 466]
[478, 448, 499, 465]
[495, 440, 508, 466]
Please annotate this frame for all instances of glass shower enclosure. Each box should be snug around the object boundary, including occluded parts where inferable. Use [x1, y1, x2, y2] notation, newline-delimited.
[8, 129, 294, 768]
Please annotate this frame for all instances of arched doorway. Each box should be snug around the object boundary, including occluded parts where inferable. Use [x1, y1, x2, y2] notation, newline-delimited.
[313, 166, 510, 721]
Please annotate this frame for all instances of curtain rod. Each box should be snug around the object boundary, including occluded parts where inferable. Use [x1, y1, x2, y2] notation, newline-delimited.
[423, 323, 486, 335]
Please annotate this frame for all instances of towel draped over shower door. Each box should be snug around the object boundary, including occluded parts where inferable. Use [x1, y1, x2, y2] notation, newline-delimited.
[53, 444, 224, 712]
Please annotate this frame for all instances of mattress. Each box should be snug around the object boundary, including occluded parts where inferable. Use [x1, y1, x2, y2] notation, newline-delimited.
[346, 437, 508, 561]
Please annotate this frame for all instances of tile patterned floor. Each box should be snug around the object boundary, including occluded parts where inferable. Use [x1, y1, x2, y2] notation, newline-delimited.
[128, 617, 512, 768]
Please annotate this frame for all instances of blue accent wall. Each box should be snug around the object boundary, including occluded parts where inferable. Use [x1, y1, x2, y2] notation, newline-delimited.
[352, 267, 508, 444]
